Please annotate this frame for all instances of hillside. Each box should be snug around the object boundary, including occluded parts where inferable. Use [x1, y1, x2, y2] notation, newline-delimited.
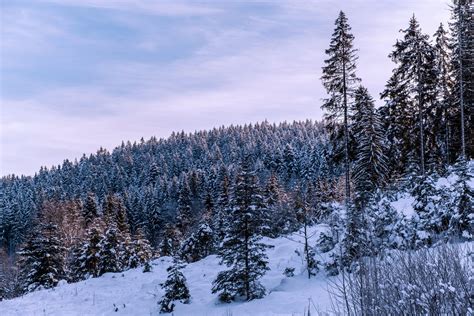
[1, 167, 472, 316]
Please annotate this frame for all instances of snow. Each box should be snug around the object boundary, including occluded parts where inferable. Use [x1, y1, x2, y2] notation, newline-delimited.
[1, 226, 334, 316]
[390, 193, 415, 217]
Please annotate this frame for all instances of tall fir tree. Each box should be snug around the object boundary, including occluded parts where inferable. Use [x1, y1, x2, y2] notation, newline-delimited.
[381, 16, 438, 176]
[448, 0, 473, 159]
[321, 11, 360, 205]
[212, 157, 271, 302]
[351, 86, 388, 207]
[433, 23, 455, 166]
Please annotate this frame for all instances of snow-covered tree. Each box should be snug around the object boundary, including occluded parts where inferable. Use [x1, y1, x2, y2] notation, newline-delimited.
[158, 258, 190, 313]
[351, 86, 388, 207]
[180, 222, 215, 263]
[212, 157, 272, 302]
[381, 15, 437, 176]
[99, 223, 122, 274]
[128, 228, 153, 269]
[448, 159, 474, 240]
[321, 11, 360, 204]
[83, 192, 99, 227]
[18, 222, 66, 292]
[71, 218, 104, 281]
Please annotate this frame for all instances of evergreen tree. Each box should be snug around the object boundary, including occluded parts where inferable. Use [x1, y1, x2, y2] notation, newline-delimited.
[83, 192, 99, 227]
[180, 222, 215, 263]
[448, 159, 474, 240]
[382, 16, 438, 175]
[448, 0, 473, 159]
[433, 23, 455, 166]
[129, 228, 153, 269]
[212, 158, 271, 302]
[159, 224, 178, 257]
[412, 175, 440, 246]
[213, 168, 230, 241]
[351, 86, 388, 207]
[176, 177, 193, 237]
[321, 11, 360, 204]
[158, 258, 190, 313]
[99, 223, 122, 274]
[18, 222, 65, 292]
[71, 218, 104, 280]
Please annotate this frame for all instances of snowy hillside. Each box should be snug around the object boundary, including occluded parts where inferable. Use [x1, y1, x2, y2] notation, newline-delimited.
[1, 164, 473, 316]
[1, 226, 334, 316]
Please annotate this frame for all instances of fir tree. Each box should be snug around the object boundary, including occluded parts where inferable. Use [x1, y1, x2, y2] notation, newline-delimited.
[71, 218, 104, 280]
[158, 258, 190, 313]
[159, 224, 178, 257]
[83, 192, 99, 227]
[176, 178, 193, 237]
[351, 86, 388, 207]
[382, 16, 438, 175]
[449, 0, 473, 159]
[212, 158, 271, 302]
[99, 223, 122, 274]
[180, 221, 215, 262]
[448, 159, 474, 240]
[321, 11, 360, 204]
[18, 222, 66, 292]
[433, 23, 454, 166]
[129, 228, 153, 269]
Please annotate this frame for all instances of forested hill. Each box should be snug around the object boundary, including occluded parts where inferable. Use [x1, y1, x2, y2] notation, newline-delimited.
[1, 120, 342, 254]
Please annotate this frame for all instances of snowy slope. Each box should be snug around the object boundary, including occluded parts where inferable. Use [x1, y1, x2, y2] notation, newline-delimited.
[1, 226, 334, 316]
[2, 165, 472, 316]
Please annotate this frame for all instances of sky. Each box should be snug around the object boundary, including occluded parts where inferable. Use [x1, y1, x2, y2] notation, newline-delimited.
[0, 0, 451, 176]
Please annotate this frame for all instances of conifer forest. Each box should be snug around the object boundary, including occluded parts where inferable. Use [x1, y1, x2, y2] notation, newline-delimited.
[0, 1, 473, 315]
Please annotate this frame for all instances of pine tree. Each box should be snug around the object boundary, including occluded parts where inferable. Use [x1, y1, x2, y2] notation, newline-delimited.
[180, 221, 215, 262]
[18, 222, 66, 292]
[176, 177, 193, 237]
[158, 258, 190, 313]
[321, 11, 360, 205]
[448, 159, 474, 240]
[212, 158, 271, 302]
[129, 228, 153, 269]
[71, 218, 104, 280]
[99, 223, 122, 274]
[213, 168, 230, 241]
[382, 16, 438, 175]
[351, 86, 388, 208]
[159, 224, 178, 257]
[449, 0, 473, 159]
[412, 175, 441, 246]
[83, 192, 99, 227]
[433, 23, 454, 166]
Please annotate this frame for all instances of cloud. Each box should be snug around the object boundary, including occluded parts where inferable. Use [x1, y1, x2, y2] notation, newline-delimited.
[38, 0, 223, 16]
[0, 0, 451, 176]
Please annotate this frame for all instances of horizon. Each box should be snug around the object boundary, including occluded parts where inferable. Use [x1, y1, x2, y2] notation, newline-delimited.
[1, 0, 451, 176]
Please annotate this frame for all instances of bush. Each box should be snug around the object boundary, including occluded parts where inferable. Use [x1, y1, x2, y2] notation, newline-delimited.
[329, 243, 474, 315]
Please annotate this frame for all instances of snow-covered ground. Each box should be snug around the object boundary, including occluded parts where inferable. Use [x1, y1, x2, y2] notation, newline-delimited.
[1, 226, 334, 316]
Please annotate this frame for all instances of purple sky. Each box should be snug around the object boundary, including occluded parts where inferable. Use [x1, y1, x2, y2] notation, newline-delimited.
[0, 0, 451, 176]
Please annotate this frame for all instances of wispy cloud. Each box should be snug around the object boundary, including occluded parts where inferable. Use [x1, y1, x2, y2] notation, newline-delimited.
[0, 0, 451, 175]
